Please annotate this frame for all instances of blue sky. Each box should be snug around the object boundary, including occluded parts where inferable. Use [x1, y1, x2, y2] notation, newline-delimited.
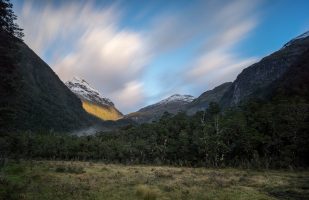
[13, 0, 309, 113]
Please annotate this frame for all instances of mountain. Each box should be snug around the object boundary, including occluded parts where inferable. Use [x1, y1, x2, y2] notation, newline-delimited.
[186, 82, 232, 115]
[0, 30, 96, 132]
[66, 77, 123, 121]
[270, 47, 309, 101]
[126, 94, 194, 123]
[220, 31, 309, 107]
[127, 31, 309, 122]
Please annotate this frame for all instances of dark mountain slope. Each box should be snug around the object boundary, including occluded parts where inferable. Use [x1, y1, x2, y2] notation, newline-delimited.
[186, 82, 232, 115]
[220, 32, 309, 107]
[126, 94, 194, 123]
[0, 30, 95, 132]
[271, 48, 309, 101]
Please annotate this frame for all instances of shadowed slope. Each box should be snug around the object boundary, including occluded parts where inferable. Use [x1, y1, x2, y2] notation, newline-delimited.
[0, 30, 96, 132]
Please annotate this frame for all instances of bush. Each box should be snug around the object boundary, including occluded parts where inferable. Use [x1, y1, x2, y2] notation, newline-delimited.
[4, 164, 25, 174]
[154, 170, 173, 179]
[0, 175, 26, 200]
[55, 166, 66, 173]
[55, 165, 85, 174]
[136, 185, 160, 200]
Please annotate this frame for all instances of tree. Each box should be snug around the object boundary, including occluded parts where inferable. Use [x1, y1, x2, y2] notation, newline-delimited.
[207, 102, 221, 135]
[0, 0, 24, 39]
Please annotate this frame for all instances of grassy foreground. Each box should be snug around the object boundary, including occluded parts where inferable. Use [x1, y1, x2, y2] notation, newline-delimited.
[0, 161, 308, 200]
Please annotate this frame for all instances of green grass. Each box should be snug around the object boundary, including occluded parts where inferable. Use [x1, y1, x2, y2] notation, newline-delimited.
[0, 160, 308, 200]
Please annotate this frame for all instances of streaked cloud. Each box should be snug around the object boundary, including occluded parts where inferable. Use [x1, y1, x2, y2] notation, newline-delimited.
[145, 0, 261, 96]
[187, 18, 259, 89]
[18, 1, 149, 113]
[16, 0, 263, 113]
[185, 0, 260, 90]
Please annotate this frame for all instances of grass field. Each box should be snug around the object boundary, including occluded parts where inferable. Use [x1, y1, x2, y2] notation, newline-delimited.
[0, 161, 308, 200]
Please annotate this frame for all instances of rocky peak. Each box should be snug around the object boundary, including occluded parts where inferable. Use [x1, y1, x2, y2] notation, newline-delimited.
[65, 77, 114, 107]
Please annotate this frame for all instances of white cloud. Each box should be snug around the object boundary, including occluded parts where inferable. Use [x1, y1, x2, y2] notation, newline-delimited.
[184, 0, 261, 91]
[54, 26, 148, 112]
[16, 0, 262, 113]
[18, 1, 149, 113]
[187, 20, 259, 88]
[112, 81, 145, 110]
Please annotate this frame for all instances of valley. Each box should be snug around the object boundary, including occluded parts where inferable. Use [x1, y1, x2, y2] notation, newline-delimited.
[1, 0, 309, 199]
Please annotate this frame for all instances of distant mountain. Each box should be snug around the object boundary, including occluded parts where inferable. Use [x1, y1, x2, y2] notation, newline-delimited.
[126, 94, 194, 123]
[0, 30, 95, 132]
[220, 31, 309, 107]
[66, 77, 123, 121]
[127, 31, 309, 122]
[186, 82, 232, 115]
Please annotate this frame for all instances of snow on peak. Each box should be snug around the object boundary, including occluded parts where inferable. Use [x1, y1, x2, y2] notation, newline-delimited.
[283, 31, 309, 48]
[71, 76, 98, 93]
[294, 31, 309, 40]
[158, 94, 195, 105]
[65, 77, 114, 106]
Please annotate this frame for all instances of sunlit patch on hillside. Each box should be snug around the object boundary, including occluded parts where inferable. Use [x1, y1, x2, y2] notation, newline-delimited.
[82, 101, 122, 121]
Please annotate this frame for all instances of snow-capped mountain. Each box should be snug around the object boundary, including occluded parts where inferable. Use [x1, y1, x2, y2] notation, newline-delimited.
[66, 77, 113, 106]
[141, 94, 194, 111]
[65, 77, 123, 121]
[157, 94, 194, 105]
[126, 94, 195, 123]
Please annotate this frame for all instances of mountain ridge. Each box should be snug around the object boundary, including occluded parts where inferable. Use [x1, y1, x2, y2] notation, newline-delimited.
[126, 94, 194, 123]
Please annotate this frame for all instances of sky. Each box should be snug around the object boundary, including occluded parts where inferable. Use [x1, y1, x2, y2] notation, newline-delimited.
[12, 0, 309, 114]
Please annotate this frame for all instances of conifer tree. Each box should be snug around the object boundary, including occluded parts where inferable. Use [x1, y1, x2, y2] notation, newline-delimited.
[0, 0, 24, 39]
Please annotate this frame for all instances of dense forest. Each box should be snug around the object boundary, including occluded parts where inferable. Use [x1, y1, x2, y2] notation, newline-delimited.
[1, 97, 308, 169]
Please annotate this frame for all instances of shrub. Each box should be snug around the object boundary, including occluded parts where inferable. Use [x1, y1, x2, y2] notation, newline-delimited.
[4, 164, 25, 174]
[136, 185, 160, 200]
[55, 166, 66, 173]
[0, 176, 26, 200]
[55, 165, 85, 174]
[154, 170, 173, 179]
[67, 166, 85, 174]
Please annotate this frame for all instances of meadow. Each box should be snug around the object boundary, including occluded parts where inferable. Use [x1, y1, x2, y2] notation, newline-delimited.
[0, 160, 308, 200]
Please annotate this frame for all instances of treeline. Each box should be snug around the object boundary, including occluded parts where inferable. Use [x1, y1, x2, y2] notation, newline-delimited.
[1, 99, 308, 169]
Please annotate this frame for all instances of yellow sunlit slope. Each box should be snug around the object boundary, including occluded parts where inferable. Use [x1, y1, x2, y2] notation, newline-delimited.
[82, 101, 122, 121]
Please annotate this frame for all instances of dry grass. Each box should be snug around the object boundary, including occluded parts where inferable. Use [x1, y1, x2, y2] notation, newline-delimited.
[0, 160, 308, 200]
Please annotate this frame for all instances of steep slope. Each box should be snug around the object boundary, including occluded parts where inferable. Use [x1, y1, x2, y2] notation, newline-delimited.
[186, 82, 232, 115]
[220, 31, 309, 107]
[0, 30, 95, 132]
[66, 77, 123, 121]
[126, 94, 194, 123]
[270, 48, 309, 101]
